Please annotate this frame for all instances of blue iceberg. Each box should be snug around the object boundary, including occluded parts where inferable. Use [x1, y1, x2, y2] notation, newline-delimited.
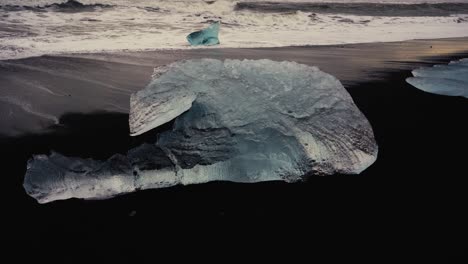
[187, 22, 220, 46]
[406, 58, 468, 98]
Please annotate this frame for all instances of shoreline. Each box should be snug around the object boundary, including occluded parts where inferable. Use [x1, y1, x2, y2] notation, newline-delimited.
[1, 37, 468, 136]
[68, 36, 468, 64]
[3, 36, 468, 63]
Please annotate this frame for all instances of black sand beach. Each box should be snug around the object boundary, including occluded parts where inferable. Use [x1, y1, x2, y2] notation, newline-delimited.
[2, 37, 468, 136]
[1, 38, 467, 258]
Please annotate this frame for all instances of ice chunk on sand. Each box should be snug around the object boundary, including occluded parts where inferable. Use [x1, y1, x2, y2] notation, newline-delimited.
[186, 22, 220, 46]
[406, 58, 468, 98]
[24, 59, 378, 203]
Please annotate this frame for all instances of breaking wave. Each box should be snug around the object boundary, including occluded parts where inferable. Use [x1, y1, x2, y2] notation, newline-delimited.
[1, 0, 468, 60]
[236, 2, 468, 17]
[2, 0, 468, 16]
[0, 0, 113, 12]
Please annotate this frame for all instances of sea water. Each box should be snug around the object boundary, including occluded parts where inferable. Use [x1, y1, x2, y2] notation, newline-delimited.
[1, 0, 468, 60]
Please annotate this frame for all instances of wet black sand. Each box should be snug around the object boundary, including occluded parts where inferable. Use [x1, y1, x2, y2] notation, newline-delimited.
[2, 37, 468, 136]
[1, 42, 467, 259]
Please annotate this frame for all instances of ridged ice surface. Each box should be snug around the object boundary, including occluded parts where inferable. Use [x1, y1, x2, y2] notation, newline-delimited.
[24, 59, 378, 203]
[406, 58, 468, 98]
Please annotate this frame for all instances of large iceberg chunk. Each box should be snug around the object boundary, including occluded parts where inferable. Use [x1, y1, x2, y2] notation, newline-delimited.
[24, 59, 378, 203]
[186, 22, 220, 46]
[406, 58, 468, 98]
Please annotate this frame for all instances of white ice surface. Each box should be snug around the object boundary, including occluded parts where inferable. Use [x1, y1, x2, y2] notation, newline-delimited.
[406, 58, 468, 98]
[24, 59, 378, 203]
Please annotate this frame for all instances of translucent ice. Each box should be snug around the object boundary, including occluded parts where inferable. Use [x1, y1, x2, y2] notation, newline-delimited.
[24, 59, 378, 203]
[406, 58, 468, 98]
[186, 22, 220, 46]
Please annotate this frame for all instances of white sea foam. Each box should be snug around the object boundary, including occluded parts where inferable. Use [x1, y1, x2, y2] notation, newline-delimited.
[3, 1, 468, 7]
[1, 0, 468, 60]
[7, 76, 66, 96]
[0, 96, 59, 124]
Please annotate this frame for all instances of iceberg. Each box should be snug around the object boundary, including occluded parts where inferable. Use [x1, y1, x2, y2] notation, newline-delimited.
[186, 22, 220, 46]
[24, 59, 378, 203]
[406, 58, 468, 98]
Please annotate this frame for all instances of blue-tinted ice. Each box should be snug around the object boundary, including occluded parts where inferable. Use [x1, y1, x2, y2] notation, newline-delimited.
[24, 59, 378, 203]
[187, 22, 220, 46]
[406, 58, 468, 98]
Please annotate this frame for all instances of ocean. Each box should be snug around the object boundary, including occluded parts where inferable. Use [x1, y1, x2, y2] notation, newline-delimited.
[1, 0, 468, 60]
